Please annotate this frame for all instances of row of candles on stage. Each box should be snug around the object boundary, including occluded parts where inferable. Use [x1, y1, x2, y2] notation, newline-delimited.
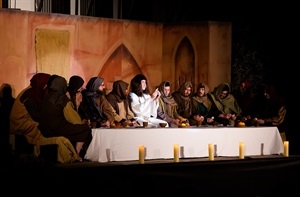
[138, 141, 289, 164]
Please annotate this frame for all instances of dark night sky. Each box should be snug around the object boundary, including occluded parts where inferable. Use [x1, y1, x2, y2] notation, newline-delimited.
[120, 0, 294, 72]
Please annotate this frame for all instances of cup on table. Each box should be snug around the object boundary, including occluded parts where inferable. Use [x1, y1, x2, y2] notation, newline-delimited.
[159, 123, 167, 127]
[143, 121, 148, 128]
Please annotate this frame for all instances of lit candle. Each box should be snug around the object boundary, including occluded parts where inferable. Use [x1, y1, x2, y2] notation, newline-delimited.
[139, 145, 145, 164]
[239, 142, 245, 159]
[174, 144, 179, 162]
[208, 144, 214, 161]
[284, 141, 289, 157]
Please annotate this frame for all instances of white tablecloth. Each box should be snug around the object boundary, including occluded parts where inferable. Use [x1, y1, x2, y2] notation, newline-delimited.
[85, 126, 284, 162]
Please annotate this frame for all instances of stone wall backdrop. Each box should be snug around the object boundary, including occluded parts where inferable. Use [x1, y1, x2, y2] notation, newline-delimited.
[0, 9, 231, 96]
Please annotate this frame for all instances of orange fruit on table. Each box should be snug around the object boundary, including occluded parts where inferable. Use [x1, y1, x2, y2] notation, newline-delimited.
[237, 121, 246, 127]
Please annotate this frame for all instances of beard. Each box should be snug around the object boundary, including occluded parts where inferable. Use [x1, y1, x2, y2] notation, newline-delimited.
[96, 89, 106, 96]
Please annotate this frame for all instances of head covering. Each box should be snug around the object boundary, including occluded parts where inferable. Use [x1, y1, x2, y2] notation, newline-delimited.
[81, 77, 106, 120]
[192, 82, 211, 109]
[20, 73, 51, 104]
[67, 75, 84, 93]
[158, 81, 177, 106]
[209, 83, 242, 115]
[106, 80, 129, 115]
[86, 77, 104, 93]
[30, 73, 51, 90]
[47, 74, 60, 90]
[212, 83, 230, 100]
[178, 81, 193, 99]
[196, 83, 209, 95]
[49, 76, 67, 93]
[111, 80, 129, 102]
[48, 76, 68, 105]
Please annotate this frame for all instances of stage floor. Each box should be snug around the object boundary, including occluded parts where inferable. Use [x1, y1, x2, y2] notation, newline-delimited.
[58, 154, 289, 167]
[3, 154, 300, 196]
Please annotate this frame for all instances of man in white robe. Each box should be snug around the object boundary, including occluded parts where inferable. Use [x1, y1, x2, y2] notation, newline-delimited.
[129, 74, 168, 127]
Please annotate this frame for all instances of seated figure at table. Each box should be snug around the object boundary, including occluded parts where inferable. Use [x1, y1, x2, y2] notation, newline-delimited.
[128, 74, 168, 127]
[80, 76, 120, 128]
[106, 80, 137, 127]
[10, 73, 51, 146]
[208, 83, 242, 126]
[231, 79, 256, 120]
[38, 75, 91, 162]
[253, 83, 287, 141]
[171, 81, 194, 125]
[66, 75, 93, 156]
[10, 73, 79, 163]
[157, 81, 187, 127]
[10, 73, 51, 145]
[191, 82, 215, 126]
[66, 75, 85, 113]
[66, 75, 92, 126]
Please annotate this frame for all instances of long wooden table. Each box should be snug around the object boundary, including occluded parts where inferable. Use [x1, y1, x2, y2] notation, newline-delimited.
[85, 126, 284, 162]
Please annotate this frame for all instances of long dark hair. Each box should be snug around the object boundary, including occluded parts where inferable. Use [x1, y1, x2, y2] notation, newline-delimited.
[130, 74, 150, 97]
[67, 75, 84, 111]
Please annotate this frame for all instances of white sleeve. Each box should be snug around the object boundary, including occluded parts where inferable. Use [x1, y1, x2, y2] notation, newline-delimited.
[129, 92, 152, 119]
